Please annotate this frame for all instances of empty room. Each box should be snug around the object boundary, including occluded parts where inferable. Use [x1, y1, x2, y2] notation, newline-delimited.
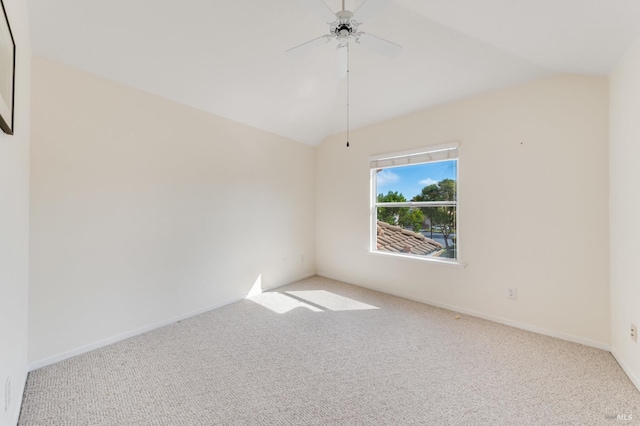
[2, 0, 640, 424]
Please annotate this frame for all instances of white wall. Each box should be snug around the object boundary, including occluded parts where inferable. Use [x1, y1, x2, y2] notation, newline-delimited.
[610, 37, 640, 389]
[317, 74, 610, 348]
[0, 1, 30, 425]
[29, 56, 316, 366]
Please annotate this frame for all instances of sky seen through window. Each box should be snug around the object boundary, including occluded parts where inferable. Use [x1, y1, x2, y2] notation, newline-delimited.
[377, 160, 457, 199]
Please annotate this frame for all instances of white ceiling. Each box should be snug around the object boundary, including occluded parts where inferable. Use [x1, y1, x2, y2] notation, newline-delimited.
[27, 0, 640, 145]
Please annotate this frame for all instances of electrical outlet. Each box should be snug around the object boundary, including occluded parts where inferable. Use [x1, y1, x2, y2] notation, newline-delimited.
[4, 377, 10, 412]
[506, 288, 517, 300]
[632, 324, 637, 343]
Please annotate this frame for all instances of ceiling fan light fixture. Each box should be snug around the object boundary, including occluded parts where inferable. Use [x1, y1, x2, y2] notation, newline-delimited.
[288, 0, 401, 59]
[288, 0, 402, 147]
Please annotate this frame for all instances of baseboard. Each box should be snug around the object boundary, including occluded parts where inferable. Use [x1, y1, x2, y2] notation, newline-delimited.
[263, 272, 316, 292]
[13, 369, 27, 426]
[28, 272, 316, 372]
[28, 295, 241, 371]
[611, 348, 640, 393]
[317, 272, 610, 352]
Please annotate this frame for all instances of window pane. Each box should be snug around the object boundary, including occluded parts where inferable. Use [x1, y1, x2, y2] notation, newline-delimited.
[373, 156, 458, 262]
[376, 206, 457, 260]
[375, 160, 457, 204]
[415, 206, 457, 259]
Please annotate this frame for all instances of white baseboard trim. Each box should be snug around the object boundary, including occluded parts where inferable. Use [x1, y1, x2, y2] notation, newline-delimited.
[28, 296, 241, 372]
[13, 369, 27, 426]
[264, 272, 316, 292]
[317, 272, 610, 352]
[28, 272, 316, 372]
[611, 348, 640, 393]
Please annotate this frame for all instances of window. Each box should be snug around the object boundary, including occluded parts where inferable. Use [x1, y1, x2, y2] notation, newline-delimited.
[371, 143, 459, 262]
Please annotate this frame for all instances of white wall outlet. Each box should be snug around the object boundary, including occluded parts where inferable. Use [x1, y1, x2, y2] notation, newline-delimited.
[506, 288, 517, 300]
[631, 323, 637, 343]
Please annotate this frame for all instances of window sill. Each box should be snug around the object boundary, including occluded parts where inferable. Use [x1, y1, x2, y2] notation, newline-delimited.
[368, 250, 467, 269]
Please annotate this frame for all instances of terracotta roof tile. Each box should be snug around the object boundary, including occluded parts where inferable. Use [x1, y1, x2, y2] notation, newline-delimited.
[376, 221, 443, 256]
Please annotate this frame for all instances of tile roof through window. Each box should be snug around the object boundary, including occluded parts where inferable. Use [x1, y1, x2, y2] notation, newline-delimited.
[376, 221, 443, 256]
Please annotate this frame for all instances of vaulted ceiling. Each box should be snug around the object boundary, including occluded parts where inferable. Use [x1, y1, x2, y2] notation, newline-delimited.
[27, 0, 640, 145]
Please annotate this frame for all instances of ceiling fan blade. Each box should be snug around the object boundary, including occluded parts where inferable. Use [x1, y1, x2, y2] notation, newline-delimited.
[336, 44, 348, 79]
[354, 0, 391, 22]
[300, 0, 336, 23]
[286, 35, 332, 56]
[356, 32, 402, 58]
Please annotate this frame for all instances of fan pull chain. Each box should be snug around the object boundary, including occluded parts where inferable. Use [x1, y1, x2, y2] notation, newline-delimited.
[346, 42, 350, 148]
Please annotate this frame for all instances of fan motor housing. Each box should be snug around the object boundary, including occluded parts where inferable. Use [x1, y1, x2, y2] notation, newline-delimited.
[331, 10, 358, 40]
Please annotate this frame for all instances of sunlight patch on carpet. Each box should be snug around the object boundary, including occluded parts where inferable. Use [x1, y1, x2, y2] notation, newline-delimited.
[285, 290, 379, 311]
[249, 291, 323, 314]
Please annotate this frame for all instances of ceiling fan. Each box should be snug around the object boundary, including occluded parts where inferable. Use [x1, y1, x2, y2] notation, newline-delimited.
[287, 0, 402, 77]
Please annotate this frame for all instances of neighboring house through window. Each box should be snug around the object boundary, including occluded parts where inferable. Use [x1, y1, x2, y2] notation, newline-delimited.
[370, 143, 459, 262]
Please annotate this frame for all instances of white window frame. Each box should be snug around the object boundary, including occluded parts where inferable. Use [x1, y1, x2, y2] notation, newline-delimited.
[370, 142, 463, 267]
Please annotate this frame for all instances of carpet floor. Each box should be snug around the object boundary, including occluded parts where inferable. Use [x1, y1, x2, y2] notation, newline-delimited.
[19, 276, 640, 425]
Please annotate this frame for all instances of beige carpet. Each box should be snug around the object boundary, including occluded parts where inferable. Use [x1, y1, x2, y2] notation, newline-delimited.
[19, 276, 640, 425]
